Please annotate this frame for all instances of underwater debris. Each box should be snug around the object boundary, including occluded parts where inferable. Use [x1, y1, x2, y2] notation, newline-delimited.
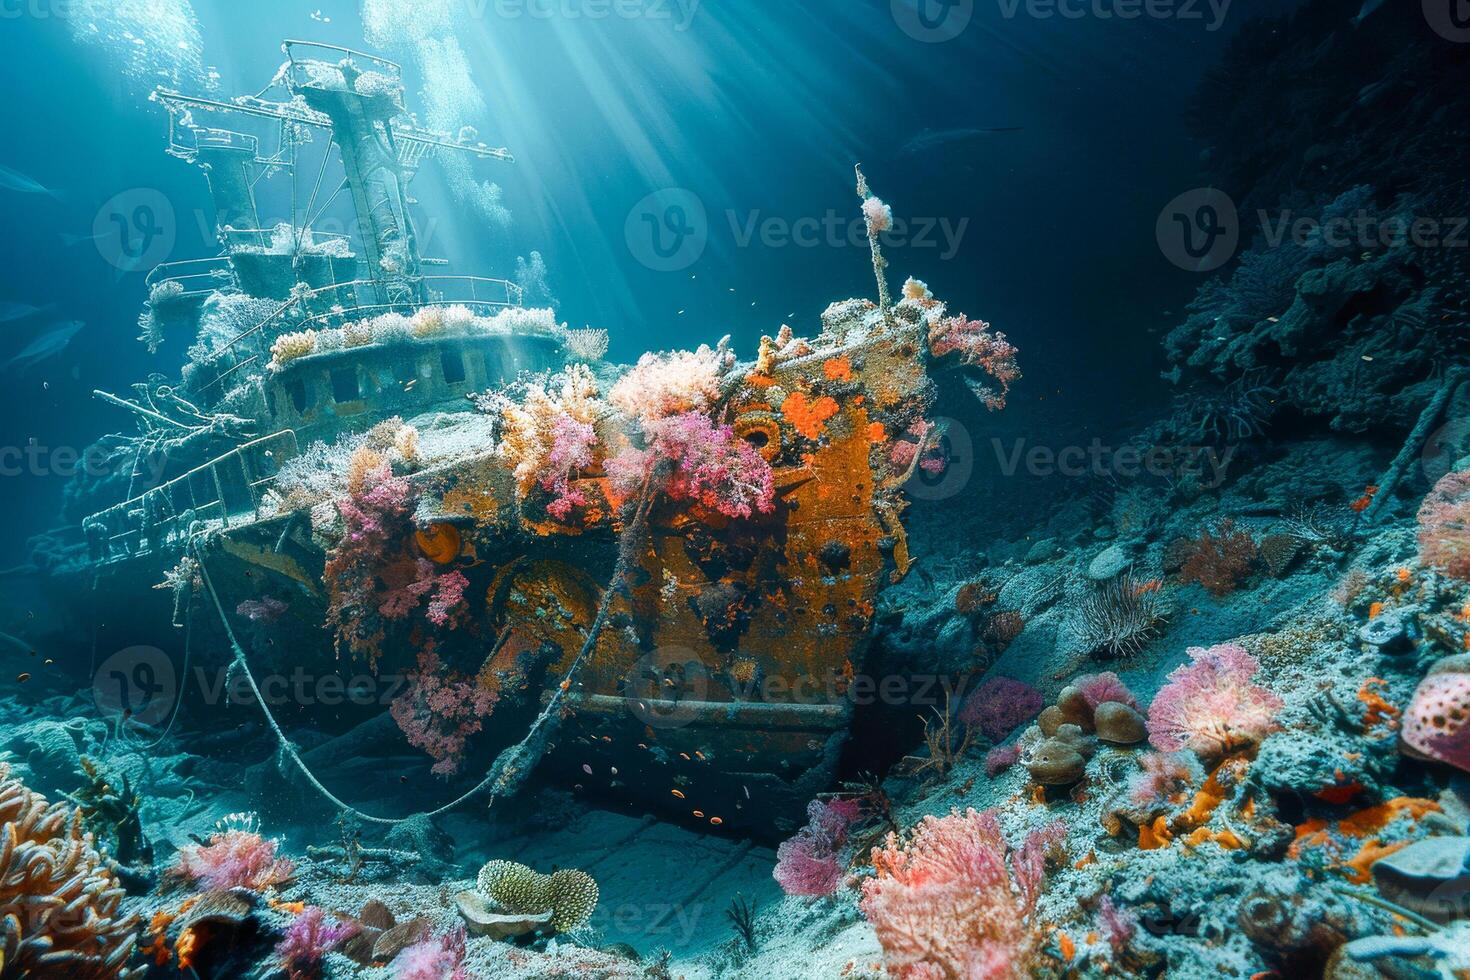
[63, 755, 152, 869]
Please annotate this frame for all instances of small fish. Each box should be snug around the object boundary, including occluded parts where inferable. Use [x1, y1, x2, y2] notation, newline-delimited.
[0, 302, 49, 323]
[5, 321, 84, 372]
[1351, 0, 1386, 25]
[0, 164, 57, 197]
[899, 126, 1023, 157]
[16, 673, 29, 683]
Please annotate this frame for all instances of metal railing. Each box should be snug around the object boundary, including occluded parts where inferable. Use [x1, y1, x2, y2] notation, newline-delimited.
[83, 430, 299, 564]
[207, 275, 527, 365]
[146, 258, 237, 299]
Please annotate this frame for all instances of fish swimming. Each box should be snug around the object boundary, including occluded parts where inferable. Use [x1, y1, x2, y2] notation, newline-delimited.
[1352, 0, 1386, 25]
[899, 127, 1023, 156]
[0, 302, 49, 324]
[0, 164, 57, 197]
[4, 321, 84, 371]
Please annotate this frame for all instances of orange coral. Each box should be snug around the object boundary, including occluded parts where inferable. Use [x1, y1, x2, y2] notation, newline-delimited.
[782, 392, 840, 439]
[1290, 797, 1441, 883]
[823, 356, 853, 381]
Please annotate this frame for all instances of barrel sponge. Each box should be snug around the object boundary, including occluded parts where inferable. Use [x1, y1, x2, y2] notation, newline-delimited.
[0, 764, 142, 978]
[475, 859, 599, 933]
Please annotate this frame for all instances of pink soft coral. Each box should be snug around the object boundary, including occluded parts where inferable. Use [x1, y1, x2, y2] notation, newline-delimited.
[1418, 469, 1470, 579]
[1073, 672, 1139, 711]
[610, 411, 775, 519]
[541, 414, 597, 519]
[1146, 643, 1282, 756]
[608, 347, 725, 423]
[959, 677, 1043, 743]
[391, 645, 498, 776]
[173, 827, 295, 892]
[275, 906, 354, 979]
[773, 798, 861, 896]
[928, 315, 1020, 410]
[391, 927, 467, 980]
[861, 809, 1064, 979]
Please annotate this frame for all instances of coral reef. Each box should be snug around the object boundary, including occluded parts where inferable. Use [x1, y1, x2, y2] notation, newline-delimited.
[0, 764, 141, 978]
[860, 809, 1064, 978]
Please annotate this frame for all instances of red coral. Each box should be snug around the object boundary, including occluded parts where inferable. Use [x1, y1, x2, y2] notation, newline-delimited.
[928, 315, 1021, 410]
[1178, 520, 1258, 597]
[861, 809, 1063, 979]
[1146, 644, 1282, 756]
[1418, 469, 1470, 579]
[390, 646, 498, 776]
[959, 677, 1043, 743]
[773, 798, 860, 896]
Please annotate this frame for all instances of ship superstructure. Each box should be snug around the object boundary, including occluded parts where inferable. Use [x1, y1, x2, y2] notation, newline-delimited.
[76, 42, 557, 568]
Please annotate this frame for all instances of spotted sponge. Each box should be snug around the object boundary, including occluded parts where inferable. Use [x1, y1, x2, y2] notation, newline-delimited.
[475, 860, 599, 933]
[1401, 654, 1470, 773]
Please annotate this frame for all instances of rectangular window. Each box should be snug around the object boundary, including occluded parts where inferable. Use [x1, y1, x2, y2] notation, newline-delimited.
[331, 367, 361, 402]
[441, 349, 466, 385]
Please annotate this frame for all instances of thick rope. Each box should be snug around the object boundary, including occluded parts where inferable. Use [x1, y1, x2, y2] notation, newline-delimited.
[1364, 367, 1467, 524]
[188, 477, 652, 825]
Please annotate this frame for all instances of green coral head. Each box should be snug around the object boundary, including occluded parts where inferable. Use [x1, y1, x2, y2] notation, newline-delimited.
[476, 859, 599, 933]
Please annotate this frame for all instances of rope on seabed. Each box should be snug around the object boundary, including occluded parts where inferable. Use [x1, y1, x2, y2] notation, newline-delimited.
[188, 475, 654, 826]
